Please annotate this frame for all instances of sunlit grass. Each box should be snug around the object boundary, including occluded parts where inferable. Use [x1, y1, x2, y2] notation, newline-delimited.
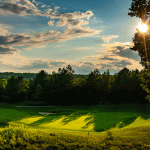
[39, 114, 94, 131]
[1, 103, 150, 149]
[16, 116, 45, 124]
[0, 121, 150, 149]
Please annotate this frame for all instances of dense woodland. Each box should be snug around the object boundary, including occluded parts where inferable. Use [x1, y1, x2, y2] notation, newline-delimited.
[0, 65, 149, 105]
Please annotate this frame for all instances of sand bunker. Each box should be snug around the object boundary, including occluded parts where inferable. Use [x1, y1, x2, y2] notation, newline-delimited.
[38, 112, 55, 114]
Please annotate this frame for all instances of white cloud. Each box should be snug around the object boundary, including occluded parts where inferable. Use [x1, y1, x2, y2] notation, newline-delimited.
[0, 53, 30, 67]
[41, 4, 46, 8]
[20, 0, 36, 8]
[48, 20, 54, 26]
[102, 35, 119, 43]
[54, 11, 93, 28]
[0, 24, 11, 36]
[75, 47, 93, 50]
[54, 6, 60, 10]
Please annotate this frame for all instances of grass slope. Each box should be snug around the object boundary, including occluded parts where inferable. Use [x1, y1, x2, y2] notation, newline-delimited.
[0, 103, 150, 149]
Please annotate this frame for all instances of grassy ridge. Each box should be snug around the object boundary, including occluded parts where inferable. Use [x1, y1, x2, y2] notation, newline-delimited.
[0, 103, 150, 149]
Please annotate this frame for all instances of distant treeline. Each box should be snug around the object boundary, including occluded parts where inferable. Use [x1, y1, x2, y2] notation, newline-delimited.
[0, 72, 88, 80]
[0, 65, 149, 105]
[0, 72, 37, 80]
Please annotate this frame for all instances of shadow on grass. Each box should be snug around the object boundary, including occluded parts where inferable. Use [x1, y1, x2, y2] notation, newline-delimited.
[0, 121, 9, 128]
[93, 112, 140, 132]
[122, 116, 139, 126]
[29, 115, 63, 127]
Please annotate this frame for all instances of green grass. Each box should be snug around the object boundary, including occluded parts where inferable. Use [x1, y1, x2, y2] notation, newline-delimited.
[0, 102, 150, 149]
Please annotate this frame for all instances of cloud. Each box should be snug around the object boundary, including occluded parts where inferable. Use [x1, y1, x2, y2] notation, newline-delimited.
[0, 53, 68, 72]
[57, 18, 89, 28]
[49, 61, 66, 67]
[0, 0, 53, 16]
[0, 24, 11, 36]
[0, 0, 93, 25]
[0, 26, 100, 49]
[102, 35, 119, 43]
[0, 0, 99, 48]
[20, 0, 36, 8]
[74, 47, 93, 50]
[84, 42, 143, 71]
[0, 30, 61, 46]
[53, 11, 93, 20]
[99, 42, 140, 61]
[48, 20, 55, 26]
[0, 3, 29, 15]
[54, 6, 60, 11]
[64, 27, 100, 37]
[0, 0, 41, 16]
[0, 45, 20, 54]
[41, 4, 46, 8]
[16, 59, 67, 70]
[55, 11, 93, 28]
[0, 53, 30, 67]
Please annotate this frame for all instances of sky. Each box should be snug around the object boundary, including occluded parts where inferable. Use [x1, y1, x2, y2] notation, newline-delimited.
[0, 0, 144, 75]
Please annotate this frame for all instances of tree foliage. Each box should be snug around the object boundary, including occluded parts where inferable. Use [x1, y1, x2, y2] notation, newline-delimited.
[3, 76, 28, 103]
[0, 65, 149, 105]
[128, 0, 150, 70]
[128, 0, 150, 21]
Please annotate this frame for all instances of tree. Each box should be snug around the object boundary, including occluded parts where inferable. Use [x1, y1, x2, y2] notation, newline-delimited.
[3, 76, 28, 103]
[51, 65, 75, 105]
[128, 0, 150, 21]
[110, 67, 131, 104]
[128, 0, 150, 70]
[86, 69, 102, 104]
[138, 69, 150, 102]
[25, 70, 48, 101]
[0, 78, 7, 102]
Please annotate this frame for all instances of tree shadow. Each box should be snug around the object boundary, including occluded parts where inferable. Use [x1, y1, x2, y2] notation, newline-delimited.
[0, 121, 9, 128]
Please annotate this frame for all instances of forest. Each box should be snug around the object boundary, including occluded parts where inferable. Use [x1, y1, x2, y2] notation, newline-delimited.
[0, 65, 149, 106]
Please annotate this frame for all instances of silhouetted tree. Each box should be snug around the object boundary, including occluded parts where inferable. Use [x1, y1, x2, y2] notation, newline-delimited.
[138, 69, 150, 102]
[51, 65, 75, 105]
[128, 0, 150, 70]
[0, 78, 7, 102]
[25, 70, 48, 101]
[128, 0, 150, 21]
[3, 76, 28, 103]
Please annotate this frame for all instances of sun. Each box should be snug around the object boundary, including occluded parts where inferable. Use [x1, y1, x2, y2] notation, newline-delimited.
[138, 23, 148, 33]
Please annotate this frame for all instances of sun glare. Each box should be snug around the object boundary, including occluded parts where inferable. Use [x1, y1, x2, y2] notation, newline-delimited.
[138, 23, 148, 33]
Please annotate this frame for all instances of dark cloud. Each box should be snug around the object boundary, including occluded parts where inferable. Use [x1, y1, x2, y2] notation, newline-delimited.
[101, 56, 117, 61]
[49, 62, 66, 67]
[18, 60, 67, 70]
[113, 46, 140, 61]
[101, 64, 113, 70]
[0, 31, 60, 46]
[67, 19, 80, 26]
[72, 62, 94, 74]
[101, 60, 132, 70]
[0, 36, 9, 45]
[18, 60, 50, 70]
[84, 62, 94, 66]
[0, 3, 28, 14]
[64, 27, 100, 36]
[0, 45, 20, 54]
[112, 60, 132, 67]
[0, 34, 31, 45]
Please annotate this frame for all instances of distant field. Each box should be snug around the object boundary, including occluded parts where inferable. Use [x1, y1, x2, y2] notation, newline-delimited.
[1, 103, 150, 137]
